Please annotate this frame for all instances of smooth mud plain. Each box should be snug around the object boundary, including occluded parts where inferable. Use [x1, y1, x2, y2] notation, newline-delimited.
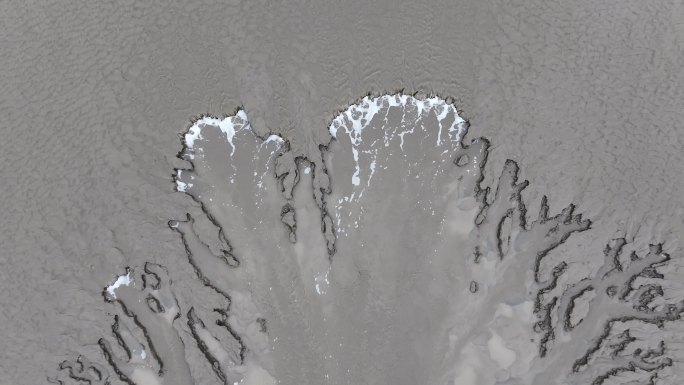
[3, 2, 684, 385]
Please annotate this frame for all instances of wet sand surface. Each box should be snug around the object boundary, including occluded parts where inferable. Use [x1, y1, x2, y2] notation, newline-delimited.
[2, 1, 684, 384]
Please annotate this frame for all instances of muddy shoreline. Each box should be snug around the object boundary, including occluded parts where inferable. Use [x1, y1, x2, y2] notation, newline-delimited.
[2, 1, 684, 384]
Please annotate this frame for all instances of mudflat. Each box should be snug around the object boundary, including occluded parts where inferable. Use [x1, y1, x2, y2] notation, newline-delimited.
[2, 1, 684, 384]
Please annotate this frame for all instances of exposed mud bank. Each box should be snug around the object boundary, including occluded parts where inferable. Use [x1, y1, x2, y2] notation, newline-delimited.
[47, 95, 684, 384]
[3, 1, 684, 384]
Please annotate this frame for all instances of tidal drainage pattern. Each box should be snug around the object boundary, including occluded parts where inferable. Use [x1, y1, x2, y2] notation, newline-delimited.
[49, 95, 684, 385]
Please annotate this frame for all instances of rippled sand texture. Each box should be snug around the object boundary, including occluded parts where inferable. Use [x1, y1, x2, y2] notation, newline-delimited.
[5, 2, 684, 385]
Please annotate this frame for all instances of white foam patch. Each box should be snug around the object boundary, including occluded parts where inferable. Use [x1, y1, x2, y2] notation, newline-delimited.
[178, 112, 284, 194]
[176, 170, 193, 192]
[329, 95, 465, 142]
[262, 134, 284, 146]
[327, 95, 468, 237]
[328, 94, 466, 188]
[184, 110, 277, 158]
[106, 270, 133, 300]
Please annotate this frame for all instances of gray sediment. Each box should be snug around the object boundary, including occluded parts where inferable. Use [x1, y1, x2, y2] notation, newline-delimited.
[3, 2, 684, 384]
